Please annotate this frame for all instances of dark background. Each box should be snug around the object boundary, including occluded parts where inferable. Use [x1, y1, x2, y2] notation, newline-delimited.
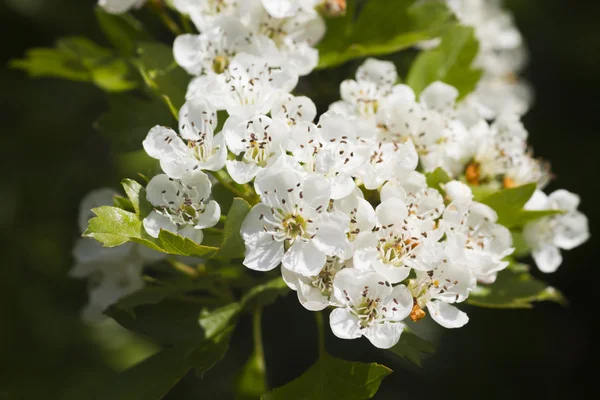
[1, 0, 597, 398]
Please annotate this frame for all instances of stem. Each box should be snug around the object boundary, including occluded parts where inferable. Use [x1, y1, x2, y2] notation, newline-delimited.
[213, 170, 251, 200]
[150, 0, 182, 35]
[315, 311, 326, 358]
[253, 307, 269, 390]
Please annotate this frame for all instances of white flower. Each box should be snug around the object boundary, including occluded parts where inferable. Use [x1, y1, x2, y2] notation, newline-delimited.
[174, 0, 241, 31]
[357, 139, 419, 190]
[143, 97, 227, 179]
[143, 171, 221, 242]
[330, 58, 398, 122]
[288, 112, 369, 199]
[192, 53, 298, 118]
[329, 269, 413, 349]
[332, 188, 377, 256]
[353, 197, 444, 284]
[249, 5, 325, 75]
[98, 0, 145, 14]
[281, 256, 348, 311]
[261, 0, 319, 18]
[408, 254, 475, 329]
[173, 17, 256, 76]
[523, 189, 590, 273]
[270, 93, 317, 126]
[241, 161, 351, 276]
[441, 181, 514, 283]
[223, 114, 290, 183]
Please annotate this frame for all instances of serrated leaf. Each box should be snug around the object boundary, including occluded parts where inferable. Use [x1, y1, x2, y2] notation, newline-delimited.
[317, 0, 455, 69]
[425, 167, 451, 193]
[95, 7, 151, 57]
[113, 195, 134, 212]
[136, 42, 189, 111]
[216, 198, 251, 259]
[388, 330, 435, 367]
[121, 178, 144, 215]
[407, 25, 482, 98]
[262, 354, 392, 400]
[95, 93, 175, 152]
[158, 229, 219, 258]
[84, 206, 143, 247]
[467, 265, 567, 309]
[11, 37, 138, 92]
[480, 183, 536, 228]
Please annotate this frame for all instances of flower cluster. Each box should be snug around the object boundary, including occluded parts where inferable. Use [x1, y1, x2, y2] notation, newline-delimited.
[82, 0, 590, 351]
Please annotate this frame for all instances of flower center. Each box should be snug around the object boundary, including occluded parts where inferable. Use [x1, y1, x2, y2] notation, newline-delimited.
[377, 233, 419, 266]
[282, 214, 307, 239]
[212, 55, 229, 74]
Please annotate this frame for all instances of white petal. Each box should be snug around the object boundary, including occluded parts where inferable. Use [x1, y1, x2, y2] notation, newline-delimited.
[243, 234, 284, 271]
[549, 189, 580, 212]
[282, 240, 326, 276]
[143, 212, 176, 238]
[553, 211, 590, 250]
[329, 307, 362, 340]
[426, 300, 469, 329]
[376, 198, 408, 227]
[444, 181, 473, 203]
[226, 160, 262, 184]
[312, 212, 351, 258]
[178, 225, 204, 244]
[196, 201, 221, 229]
[302, 175, 331, 210]
[420, 81, 459, 112]
[173, 34, 203, 75]
[261, 0, 297, 18]
[532, 244, 563, 273]
[372, 260, 411, 284]
[363, 322, 405, 349]
[356, 58, 397, 87]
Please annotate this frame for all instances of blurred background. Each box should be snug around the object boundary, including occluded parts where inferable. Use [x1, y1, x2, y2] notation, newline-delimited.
[1, 0, 597, 398]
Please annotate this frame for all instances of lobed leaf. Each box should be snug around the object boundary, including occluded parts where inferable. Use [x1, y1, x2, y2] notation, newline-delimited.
[317, 0, 456, 69]
[387, 330, 435, 367]
[262, 354, 392, 400]
[407, 25, 482, 99]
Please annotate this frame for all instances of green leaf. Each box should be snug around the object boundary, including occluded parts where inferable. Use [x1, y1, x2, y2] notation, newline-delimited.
[95, 7, 151, 57]
[407, 25, 482, 99]
[11, 37, 138, 92]
[84, 206, 143, 247]
[216, 198, 252, 260]
[158, 229, 219, 258]
[113, 195, 134, 212]
[97, 310, 235, 399]
[95, 93, 175, 152]
[121, 179, 144, 215]
[317, 0, 455, 69]
[388, 330, 435, 367]
[480, 183, 536, 228]
[241, 277, 290, 311]
[467, 264, 567, 309]
[94, 346, 196, 400]
[262, 354, 392, 400]
[236, 351, 267, 400]
[425, 167, 451, 193]
[136, 42, 189, 111]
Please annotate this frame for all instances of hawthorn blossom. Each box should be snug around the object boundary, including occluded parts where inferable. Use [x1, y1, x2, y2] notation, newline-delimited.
[174, 0, 242, 31]
[523, 189, 590, 273]
[241, 161, 351, 276]
[353, 197, 444, 284]
[223, 114, 290, 183]
[174, 17, 256, 76]
[192, 53, 298, 118]
[281, 256, 348, 311]
[143, 172, 220, 243]
[330, 58, 398, 122]
[329, 269, 413, 349]
[407, 250, 475, 329]
[441, 181, 514, 283]
[332, 188, 377, 258]
[270, 93, 317, 126]
[143, 97, 226, 178]
[288, 112, 369, 198]
[98, 0, 145, 14]
[261, 0, 320, 18]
